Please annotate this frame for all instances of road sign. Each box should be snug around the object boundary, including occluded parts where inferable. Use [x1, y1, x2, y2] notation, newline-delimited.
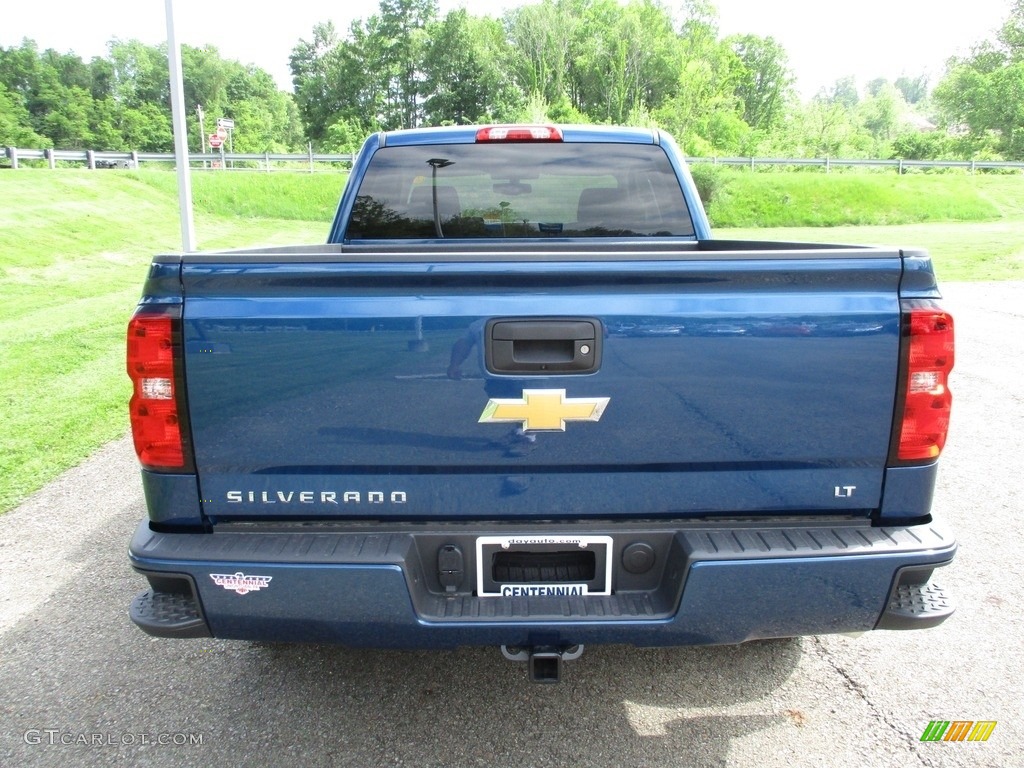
[209, 134, 223, 149]
[215, 126, 228, 139]
[217, 118, 235, 130]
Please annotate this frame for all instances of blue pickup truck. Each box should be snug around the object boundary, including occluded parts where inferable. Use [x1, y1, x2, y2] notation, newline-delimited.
[127, 125, 956, 682]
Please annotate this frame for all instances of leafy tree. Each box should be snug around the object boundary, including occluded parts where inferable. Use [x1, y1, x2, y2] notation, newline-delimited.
[568, 0, 678, 123]
[0, 39, 42, 100]
[287, 0, 849, 157]
[998, 0, 1024, 56]
[336, 26, 389, 135]
[119, 102, 172, 151]
[795, 98, 859, 157]
[374, 0, 438, 129]
[12, 0, 1006, 161]
[322, 117, 364, 153]
[505, 1, 569, 104]
[819, 76, 859, 109]
[88, 98, 123, 150]
[89, 56, 115, 101]
[182, 45, 232, 129]
[292, 2, 438, 137]
[858, 82, 906, 142]
[893, 74, 928, 105]
[544, 92, 589, 123]
[934, 0, 1024, 158]
[0, 39, 55, 135]
[865, 77, 889, 98]
[890, 130, 950, 160]
[0, 82, 50, 147]
[1, 37, 301, 153]
[422, 10, 523, 124]
[45, 49, 91, 92]
[108, 39, 169, 109]
[40, 86, 94, 148]
[653, 0, 745, 154]
[728, 33, 793, 130]
[2, 40, 119, 148]
[290, 22, 344, 142]
[216, 64, 303, 152]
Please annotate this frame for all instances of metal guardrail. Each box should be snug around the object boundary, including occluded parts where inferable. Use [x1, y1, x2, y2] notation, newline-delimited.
[3, 147, 357, 171]
[4, 146, 1024, 173]
[689, 156, 1024, 172]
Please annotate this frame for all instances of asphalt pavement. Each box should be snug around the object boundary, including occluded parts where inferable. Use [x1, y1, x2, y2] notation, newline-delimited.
[1, 281, 1020, 767]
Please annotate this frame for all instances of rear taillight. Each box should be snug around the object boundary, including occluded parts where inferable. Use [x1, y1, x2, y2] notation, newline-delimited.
[475, 125, 563, 142]
[894, 302, 954, 462]
[127, 310, 192, 471]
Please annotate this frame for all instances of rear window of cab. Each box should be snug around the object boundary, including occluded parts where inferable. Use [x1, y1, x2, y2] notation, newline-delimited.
[345, 143, 695, 239]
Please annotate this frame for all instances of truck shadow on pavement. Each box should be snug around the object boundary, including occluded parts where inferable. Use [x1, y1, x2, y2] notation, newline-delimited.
[239, 640, 799, 766]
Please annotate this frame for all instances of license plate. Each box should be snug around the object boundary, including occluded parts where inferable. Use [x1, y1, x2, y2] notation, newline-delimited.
[476, 534, 613, 597]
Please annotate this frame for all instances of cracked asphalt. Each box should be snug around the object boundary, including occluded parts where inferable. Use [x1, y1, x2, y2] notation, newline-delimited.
[1, 281, 1020, 767]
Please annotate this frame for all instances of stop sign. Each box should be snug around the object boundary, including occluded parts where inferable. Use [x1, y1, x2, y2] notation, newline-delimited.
[209, 134, 223, 149]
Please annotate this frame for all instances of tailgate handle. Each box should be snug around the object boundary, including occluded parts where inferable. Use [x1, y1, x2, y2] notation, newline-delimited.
[486, 318, 602, 374]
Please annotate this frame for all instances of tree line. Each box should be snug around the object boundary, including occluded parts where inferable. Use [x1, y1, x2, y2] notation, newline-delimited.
[2, 0, 1022, 161]
[0, 38, 303, 153]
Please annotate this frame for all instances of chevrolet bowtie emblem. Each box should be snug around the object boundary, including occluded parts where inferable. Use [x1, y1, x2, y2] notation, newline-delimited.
[478, 389, 610, 432]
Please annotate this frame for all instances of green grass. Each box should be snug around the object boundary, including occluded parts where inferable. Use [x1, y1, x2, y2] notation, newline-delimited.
[707, 170, 1024, 280]
[716, 220, 1024, 283]
[129, 169, 348, 222]
[701, 169, 1024, 228]
[0, 171, 328, 513]
[2, 167, 1022, 514]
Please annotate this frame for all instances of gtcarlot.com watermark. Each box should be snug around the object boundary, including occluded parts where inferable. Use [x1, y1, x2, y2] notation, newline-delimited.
[24, 730, 204, 747]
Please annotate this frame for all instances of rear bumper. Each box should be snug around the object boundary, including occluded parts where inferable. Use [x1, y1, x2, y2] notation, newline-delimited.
[128, 518, 956, 647]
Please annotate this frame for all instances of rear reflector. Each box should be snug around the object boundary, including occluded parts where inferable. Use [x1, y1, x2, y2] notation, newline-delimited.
[896, 302, 954, 461]
[476, 125, 563, 142]
[127, 311, 190, 470]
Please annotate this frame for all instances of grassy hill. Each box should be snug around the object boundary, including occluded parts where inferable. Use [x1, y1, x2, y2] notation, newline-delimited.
[0, 170, 333, 512]
[697, 168, 1024, 281]
[698, 168, 1024, 228]
[131, 170, 347, 222]
[1, 167, 1022, 513]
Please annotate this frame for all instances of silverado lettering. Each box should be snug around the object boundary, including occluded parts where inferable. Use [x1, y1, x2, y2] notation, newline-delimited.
[225, 491, 408, 505]
[126, 124, 956, 683]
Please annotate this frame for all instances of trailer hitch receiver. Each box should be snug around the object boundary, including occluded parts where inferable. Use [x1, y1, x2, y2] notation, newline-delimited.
[501, 644, 584, 683]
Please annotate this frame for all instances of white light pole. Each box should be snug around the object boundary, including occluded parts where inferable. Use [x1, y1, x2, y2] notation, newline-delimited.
[165, 0, 196, 252]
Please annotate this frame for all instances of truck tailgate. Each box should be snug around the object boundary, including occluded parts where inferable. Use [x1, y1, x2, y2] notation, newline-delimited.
[181, 252, 902, 521]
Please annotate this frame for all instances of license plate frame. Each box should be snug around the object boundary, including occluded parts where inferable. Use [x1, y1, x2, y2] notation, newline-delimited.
[476, 534, 613, 597]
